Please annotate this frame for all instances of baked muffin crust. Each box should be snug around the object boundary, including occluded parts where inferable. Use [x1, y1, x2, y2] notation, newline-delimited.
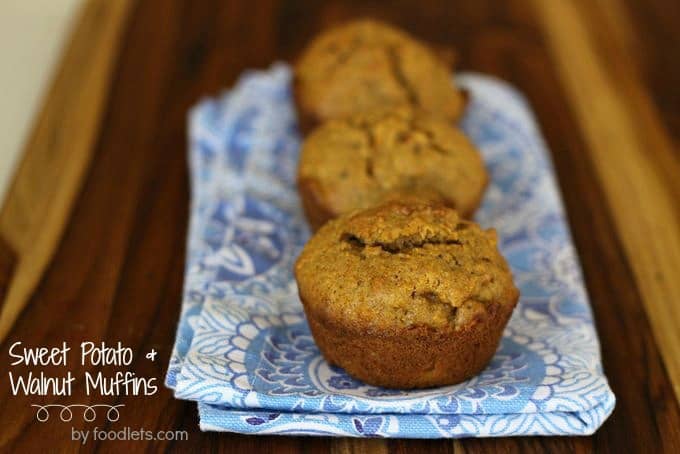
[295, 199, 519, 388]
[294, 19, 465, 132]
[298, 107, 488, 230]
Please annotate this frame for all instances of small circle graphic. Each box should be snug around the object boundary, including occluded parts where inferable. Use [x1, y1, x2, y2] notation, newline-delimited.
[30, 404, 125, 423]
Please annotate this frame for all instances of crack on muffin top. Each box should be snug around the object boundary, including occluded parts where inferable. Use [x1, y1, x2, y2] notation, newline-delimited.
[386, 44, 419, 108]
[351, 119, 377, 179]
[322, 36, 363, 77]
[295, 200, 519, 331]
[341, 231, 463, 254]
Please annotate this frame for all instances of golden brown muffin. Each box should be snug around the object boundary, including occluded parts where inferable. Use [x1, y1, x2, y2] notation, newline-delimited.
[297, 107, 488, 231]
[294, 19, 465, 132]
[294, 199, 519, 389]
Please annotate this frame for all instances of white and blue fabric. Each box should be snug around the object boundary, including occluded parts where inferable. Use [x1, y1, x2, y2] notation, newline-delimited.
[165, 63, 615, 438]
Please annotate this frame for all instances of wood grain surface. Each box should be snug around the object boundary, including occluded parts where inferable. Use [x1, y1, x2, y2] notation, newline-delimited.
[0, 0, 134, 342]
[0, 0, 678, 452]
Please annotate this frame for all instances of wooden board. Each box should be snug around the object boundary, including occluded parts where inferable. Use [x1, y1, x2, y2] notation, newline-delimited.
[0, 0, 678, 452]
[0, 0, 134, 341]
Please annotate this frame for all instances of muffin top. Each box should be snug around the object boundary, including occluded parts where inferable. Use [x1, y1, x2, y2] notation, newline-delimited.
[294, 19, 465, 127]
[295, 199, 519, 333]
[297, 107, 488, 229]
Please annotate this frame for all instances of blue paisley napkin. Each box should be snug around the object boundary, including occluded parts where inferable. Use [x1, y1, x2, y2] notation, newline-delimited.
[165, 63, 615, 438]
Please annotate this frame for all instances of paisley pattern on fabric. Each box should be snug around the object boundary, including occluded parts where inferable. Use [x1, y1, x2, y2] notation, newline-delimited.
[165, 64, 615, 438]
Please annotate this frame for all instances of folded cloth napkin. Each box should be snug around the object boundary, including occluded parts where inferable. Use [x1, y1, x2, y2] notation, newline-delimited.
[165, 63, 615, 438]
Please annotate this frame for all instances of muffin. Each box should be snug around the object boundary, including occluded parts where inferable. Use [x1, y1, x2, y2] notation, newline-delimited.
[294, 19, 466, 132]
[297, 107, 488, 231]
[295, 199, 519, 389]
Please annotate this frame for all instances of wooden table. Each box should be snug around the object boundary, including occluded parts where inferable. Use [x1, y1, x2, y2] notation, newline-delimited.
[1, 0, 679, 452]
